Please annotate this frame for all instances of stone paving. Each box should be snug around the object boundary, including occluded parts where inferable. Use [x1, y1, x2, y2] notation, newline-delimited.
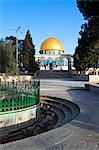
[0, 78, 99, 150]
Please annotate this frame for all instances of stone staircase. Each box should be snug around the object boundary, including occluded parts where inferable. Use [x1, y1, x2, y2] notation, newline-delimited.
[37, 70, 71, 78]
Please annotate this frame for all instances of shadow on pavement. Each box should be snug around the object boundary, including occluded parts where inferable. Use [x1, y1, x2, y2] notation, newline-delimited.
[67, 89, 99, 133]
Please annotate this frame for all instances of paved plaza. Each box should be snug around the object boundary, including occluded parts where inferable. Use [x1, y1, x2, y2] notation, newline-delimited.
[0, 78, 99, 150]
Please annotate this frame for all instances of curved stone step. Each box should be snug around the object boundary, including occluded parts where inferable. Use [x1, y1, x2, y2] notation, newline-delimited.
[43, 96, 80, 120]
[43, 100, 72, 123]
[42, 101, 65, 127]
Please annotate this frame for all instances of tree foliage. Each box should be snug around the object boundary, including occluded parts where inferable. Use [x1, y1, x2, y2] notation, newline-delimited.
[22, 30, 39, 74]
[0, 42, 18, 73]
[73, 0, 99, 71]
[77, 0, 99, 20]
[6, 36, 16, 45]
[6, 36, 24, 71]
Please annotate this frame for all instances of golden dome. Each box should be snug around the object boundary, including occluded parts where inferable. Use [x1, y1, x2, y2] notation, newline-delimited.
[40, 37, 64, 51]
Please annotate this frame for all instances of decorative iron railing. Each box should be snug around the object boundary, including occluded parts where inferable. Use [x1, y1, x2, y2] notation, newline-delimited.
[0, 80, 40, 112]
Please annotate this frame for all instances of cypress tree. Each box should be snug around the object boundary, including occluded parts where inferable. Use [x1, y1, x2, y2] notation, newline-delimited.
[22, 30, 39, 74]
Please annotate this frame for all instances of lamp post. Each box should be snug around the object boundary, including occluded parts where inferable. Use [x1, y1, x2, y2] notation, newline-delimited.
[8, 27, 23, 67]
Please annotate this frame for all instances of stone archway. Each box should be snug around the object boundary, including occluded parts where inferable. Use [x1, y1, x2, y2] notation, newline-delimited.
[59, 54, 72, 71]
[54, 57, 60, 70]
[40, 57, 46, 66]
[39, 57, 46, 70]
[59, 57, 68, 70]
[35, 54, 72, 71]
[46, 57, 53, 70]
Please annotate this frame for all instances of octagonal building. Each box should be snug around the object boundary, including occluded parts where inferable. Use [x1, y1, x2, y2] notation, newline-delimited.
[35, 37, 72, 70]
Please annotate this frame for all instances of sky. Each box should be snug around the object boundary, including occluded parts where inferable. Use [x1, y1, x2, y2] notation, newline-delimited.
[0, 0, 84, 54]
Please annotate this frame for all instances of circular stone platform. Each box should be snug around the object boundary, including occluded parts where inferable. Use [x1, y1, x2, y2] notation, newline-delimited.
[0, 78, 99, 150]
[0, 96, 80, 144]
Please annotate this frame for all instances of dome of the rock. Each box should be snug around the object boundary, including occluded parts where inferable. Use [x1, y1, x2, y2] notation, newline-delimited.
[40, 37, 64, 52]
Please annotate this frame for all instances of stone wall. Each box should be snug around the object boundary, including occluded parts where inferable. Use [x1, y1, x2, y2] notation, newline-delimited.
[0, 106, 38, 128]
[89, 75, 99, 83]
[73, 75, 89, 81]
[0, 75, 33, 82]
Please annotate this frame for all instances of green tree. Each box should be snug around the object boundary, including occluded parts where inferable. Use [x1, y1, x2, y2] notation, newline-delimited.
[73, 22, 99, 71]
[76, 0, 99, 20]
[22, 30, 39, 74]
[77, 0, 99, 48]
[5, 36, 24, 71]
[73, 1, 99, 71]
[76, 0, 99, 50]
[0, 42, 18, 74]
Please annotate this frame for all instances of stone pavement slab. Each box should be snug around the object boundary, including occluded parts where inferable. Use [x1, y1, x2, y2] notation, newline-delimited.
[0, 78, 99, 150]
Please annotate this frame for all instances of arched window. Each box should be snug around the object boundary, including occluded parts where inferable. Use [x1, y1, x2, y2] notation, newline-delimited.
[54, 58, 60, 66]
[46, 57, 53, 65]
[40, 57, 46, 66]
[61, 58, 68, 66]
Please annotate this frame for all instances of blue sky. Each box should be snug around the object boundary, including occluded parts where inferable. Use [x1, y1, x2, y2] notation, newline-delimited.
[0, 0, 84, 54]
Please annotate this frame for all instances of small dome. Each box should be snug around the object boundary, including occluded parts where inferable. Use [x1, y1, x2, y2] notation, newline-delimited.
[40, 37, 64, 51]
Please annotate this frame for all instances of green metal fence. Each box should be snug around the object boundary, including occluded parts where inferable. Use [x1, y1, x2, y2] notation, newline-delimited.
[0, 80, 40, 112]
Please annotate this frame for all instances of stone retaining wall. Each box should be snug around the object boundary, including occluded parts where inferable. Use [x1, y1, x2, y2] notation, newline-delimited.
[89, 75, 99, 83]
[0, 75, 33, 82]
[0, 105, 38, 128]
[72, 75, 89, 81]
